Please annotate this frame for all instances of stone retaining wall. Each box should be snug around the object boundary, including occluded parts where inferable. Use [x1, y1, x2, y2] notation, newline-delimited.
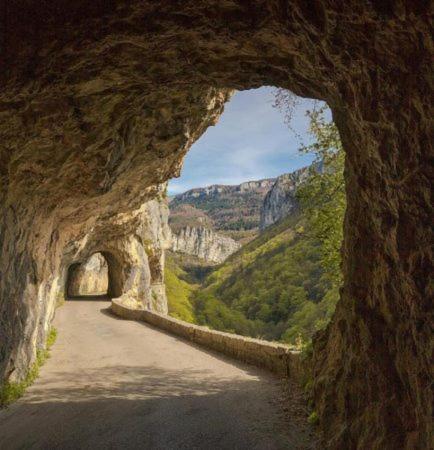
[111, 299, 302, 378]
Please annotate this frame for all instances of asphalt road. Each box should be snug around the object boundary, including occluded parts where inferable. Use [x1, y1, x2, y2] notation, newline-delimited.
[0, 300, 314, 449]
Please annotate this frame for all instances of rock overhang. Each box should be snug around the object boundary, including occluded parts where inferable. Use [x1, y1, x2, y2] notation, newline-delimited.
[0, 2, 432, 448]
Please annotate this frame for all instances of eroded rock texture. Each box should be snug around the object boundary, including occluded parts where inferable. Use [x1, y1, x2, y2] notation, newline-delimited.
[1, 2, 432, 449]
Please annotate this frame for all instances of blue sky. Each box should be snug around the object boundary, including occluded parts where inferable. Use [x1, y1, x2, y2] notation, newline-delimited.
[168, 87, 326, 195]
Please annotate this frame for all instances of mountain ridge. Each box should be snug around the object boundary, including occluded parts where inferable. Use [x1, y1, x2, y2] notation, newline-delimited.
[169, 165, 313, 243]
[169, 176, 277, 243]
[169, 176, 276, 202]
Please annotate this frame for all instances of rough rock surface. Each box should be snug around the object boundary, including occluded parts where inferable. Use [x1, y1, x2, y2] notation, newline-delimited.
[0, 2, 432, 449]
[260, 166, 311, 230]
[67, 252, 109, 296]
[171, 226, 241, 264]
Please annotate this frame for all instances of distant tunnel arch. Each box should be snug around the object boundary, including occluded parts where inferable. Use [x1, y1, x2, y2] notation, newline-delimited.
[65, 251, 126, 299]
[66, 252, 109, 298]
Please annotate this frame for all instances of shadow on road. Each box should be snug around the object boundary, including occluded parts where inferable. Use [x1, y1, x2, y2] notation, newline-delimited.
[0, 365, 314, 449]
[66, 295, 111, 301]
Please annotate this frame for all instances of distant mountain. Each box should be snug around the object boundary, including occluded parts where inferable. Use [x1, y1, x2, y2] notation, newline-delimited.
[165, 162, 338, 345]
[167, 165, 320, 264]
[168, 204, 213, 233]
[172, 178, 275, 202]
[169, 177, 275, 242]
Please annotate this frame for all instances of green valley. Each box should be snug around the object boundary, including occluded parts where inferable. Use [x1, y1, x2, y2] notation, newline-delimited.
[166, 210, 338, 348]
[165, 107, 345, 349]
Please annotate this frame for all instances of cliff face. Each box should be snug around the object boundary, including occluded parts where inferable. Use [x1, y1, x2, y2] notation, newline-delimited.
[171, 226, 241, 264]
[174, 179, 275, 202]
[260, 164, 322, 230]
[1, 2, 432, 448]
[259, 167, 309, 230]
[170, 178, 275, 239]
[141, 190, 173, 311]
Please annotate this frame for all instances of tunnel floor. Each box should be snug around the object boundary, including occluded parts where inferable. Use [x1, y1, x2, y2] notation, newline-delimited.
[0, 300, 315, 449]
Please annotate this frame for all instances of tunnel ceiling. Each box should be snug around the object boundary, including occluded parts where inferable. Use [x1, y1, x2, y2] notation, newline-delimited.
[0, 2, 432, 449]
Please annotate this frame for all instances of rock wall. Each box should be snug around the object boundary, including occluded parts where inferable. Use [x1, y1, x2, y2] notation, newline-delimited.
[1, 183, 175, 383]
[67, 252, 109, 296]
[1, 2, 432, 448]
[141, 192, 173, 311]
[171, 226, 241, 264]
[260, 166, 310, 230]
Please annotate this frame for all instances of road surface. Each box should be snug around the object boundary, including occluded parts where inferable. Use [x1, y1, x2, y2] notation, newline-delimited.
[0, 300, 314, 449]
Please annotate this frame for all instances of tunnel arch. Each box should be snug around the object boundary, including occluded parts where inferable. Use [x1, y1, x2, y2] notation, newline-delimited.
[0, 2, 431, 449]
[64, 247, 144, 301]
[66, 252, 109, 299]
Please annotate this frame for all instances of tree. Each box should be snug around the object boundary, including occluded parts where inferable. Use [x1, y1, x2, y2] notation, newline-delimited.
[296, 106, 345, 288]
[274, 91, 346, 347]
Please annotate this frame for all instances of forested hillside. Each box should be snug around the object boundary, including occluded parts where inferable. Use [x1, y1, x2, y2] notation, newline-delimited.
[165, 107, 344, 348]
[166, 212, 337, 347]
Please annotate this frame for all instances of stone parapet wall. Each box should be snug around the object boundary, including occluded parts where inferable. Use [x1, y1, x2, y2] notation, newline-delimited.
[111, 299, 302, 379]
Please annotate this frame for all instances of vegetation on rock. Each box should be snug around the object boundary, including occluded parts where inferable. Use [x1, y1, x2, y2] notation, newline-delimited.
[0, 327, 57, 407]
[165, 253, 199, 323]
[297, 107, 345, 289]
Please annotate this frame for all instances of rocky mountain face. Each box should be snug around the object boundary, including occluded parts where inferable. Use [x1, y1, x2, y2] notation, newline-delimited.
[169, 178, 275, 240]
[174, 178, 274, 202]
[171, 226, 241, 264]
[260, 168, 306, 230]
[169, 177, 275, 263]
[260, 164, 322, 230]
[170, 166, 315, 263]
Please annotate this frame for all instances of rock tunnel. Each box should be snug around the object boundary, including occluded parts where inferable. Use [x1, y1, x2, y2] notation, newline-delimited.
[66, 253, 110, 298]
[0, 1, 431, 448]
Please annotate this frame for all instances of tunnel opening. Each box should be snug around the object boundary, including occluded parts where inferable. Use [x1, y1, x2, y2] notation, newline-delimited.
[166, 87, 344, 349]
[65, 251, 127, 300]
[66, 252, 109, 300]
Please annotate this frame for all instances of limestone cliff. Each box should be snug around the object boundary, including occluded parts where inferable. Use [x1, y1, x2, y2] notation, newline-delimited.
[260, 164, 321, 230]
[171, 226, 241, 264]
[170, 178, 275, 239]
[174, 179, 275, 202]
